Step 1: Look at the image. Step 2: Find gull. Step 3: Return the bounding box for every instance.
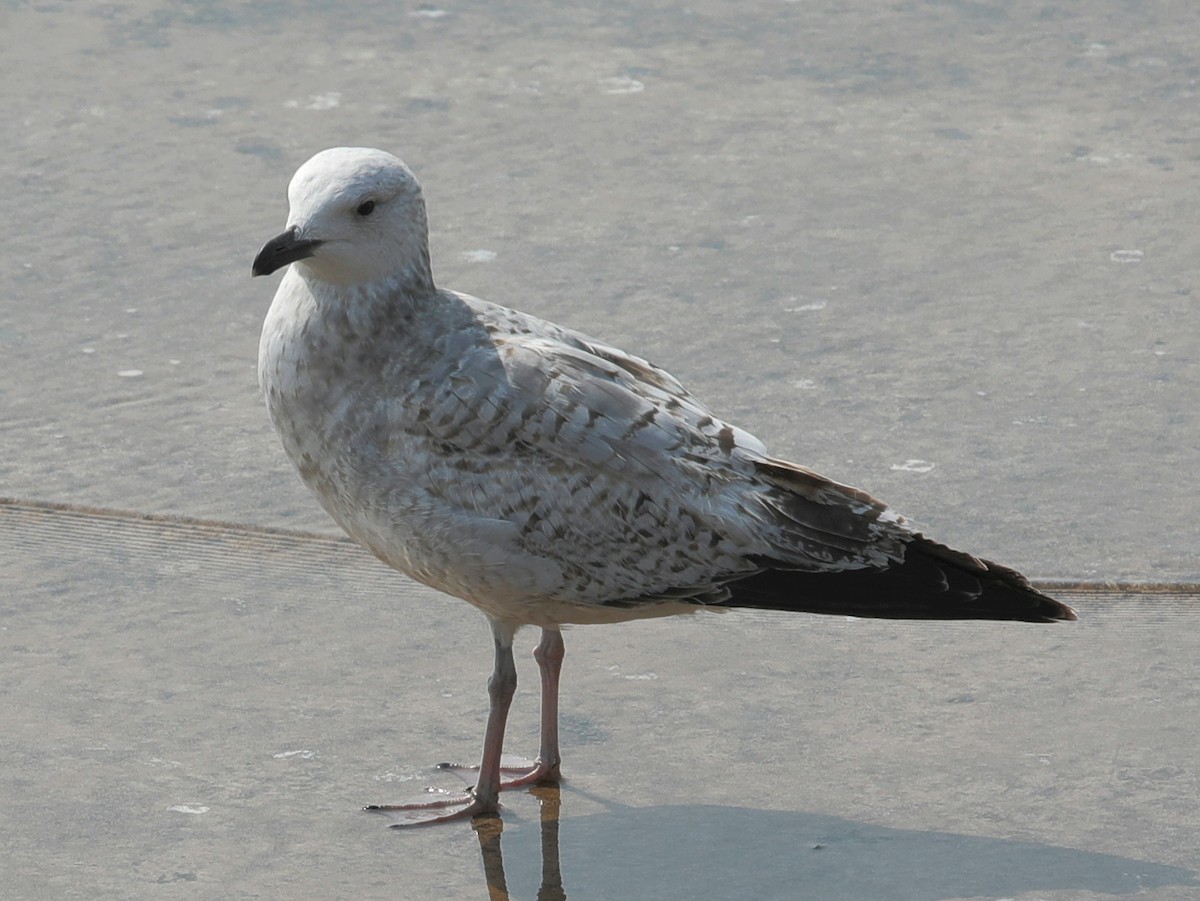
[251,147,1076,826]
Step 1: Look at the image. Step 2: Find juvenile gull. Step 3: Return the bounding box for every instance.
[252,147,1076,826]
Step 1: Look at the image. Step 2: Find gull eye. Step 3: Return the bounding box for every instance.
[356,199,376,217]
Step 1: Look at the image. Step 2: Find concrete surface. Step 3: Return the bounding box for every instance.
[2,502,1198,899]
[2,0,1198,898]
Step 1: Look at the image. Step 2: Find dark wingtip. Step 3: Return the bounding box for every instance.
[722,539,1081,624]
[1054,603,1079,622]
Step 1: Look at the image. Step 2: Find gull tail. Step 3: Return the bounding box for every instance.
[720,536,1077,623]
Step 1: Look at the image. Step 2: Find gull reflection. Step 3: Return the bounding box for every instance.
[475,785,566,901]
[463,790,1198,901]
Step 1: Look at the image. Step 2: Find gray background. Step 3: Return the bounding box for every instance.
[2,1,1198,899]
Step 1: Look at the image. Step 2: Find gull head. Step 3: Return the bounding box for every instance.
[251,147,432,289]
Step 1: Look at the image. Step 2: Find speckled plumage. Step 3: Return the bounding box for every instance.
[252,147,1073,825]
[259,263,910,626]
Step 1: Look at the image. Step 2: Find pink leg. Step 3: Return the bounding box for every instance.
[493,627,564,786]
[449,627,565,787]
[532,628,565,780]
[366,625,565,827]
[470,628,521,806]
[367,625,519,826]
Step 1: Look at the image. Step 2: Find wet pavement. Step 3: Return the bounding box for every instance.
[3,503,1198,899]
[2,1,1198,898]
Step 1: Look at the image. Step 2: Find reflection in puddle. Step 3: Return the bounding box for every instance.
[456,786,1197,901]
[475,785,565,901]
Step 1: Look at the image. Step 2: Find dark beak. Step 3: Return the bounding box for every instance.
[251,227,324,277]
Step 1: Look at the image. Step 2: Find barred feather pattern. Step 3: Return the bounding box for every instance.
[257,148,1074,631]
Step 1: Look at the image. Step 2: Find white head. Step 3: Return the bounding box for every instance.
[252,147,433,290]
